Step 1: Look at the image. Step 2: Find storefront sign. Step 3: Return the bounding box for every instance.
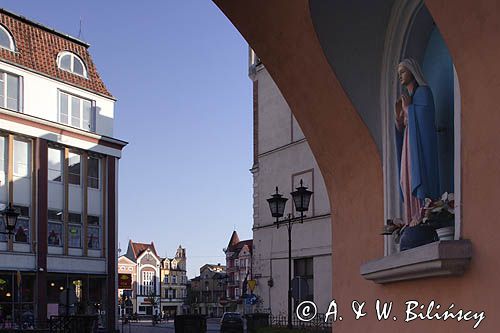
[118,274,132,289]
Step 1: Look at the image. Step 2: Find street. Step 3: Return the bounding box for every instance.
[118,318,246,333]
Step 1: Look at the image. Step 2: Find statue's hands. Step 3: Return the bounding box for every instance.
[401,94,412,113]
[394,98,404,130]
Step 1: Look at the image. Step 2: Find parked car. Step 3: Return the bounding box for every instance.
[220,312,244,333]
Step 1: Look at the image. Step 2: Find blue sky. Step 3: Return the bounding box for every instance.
[2,1,253,277]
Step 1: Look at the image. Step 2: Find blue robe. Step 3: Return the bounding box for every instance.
[396,85,440,201]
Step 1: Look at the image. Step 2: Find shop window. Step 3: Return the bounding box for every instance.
[68,225,81,248]
[48,209,64,247]
[0,272,35,328]
[87,215,100,249]
[68,212,82,248]
[14,205,29,243]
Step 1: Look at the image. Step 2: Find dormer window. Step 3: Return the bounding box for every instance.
[0,25,15,51]
[57,51,87,78]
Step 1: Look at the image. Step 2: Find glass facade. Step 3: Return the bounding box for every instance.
[0,272,35,329]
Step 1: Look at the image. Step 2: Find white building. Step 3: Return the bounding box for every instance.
[120,242,188,317]
[0,8,126,331]
[249,50,332,315]
[122,241,162,316]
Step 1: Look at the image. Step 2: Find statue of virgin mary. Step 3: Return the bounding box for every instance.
[395,58,440,226]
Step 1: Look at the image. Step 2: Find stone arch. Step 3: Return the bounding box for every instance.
[214,0,384,300]
[215,1,500,331]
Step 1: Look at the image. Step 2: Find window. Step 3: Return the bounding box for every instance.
[0,138,5,241]
[235,288,240,297]
[13,205,29,243]
[0,136,5,173]
[142,271,154,295]
[164,276,169,284]
[172,275,177,284]
[13,139,29,177]
[68,153,81,185]
[57,52,87,77]
[59,91,95,132]
[48,148,62,182]
[48,209,63,247]
[68,212,81,223]
[68,212,82,248]
[0,71,20,111]
[235,259,239,267]
[294,258,314,304]
[88,157,99,189]
[0,25,14,51]
[87,215,100,249]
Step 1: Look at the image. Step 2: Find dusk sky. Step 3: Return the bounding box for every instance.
[1,1,254,277]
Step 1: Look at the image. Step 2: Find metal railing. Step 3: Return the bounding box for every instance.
[269,314,331,332]
[48,315,98,333]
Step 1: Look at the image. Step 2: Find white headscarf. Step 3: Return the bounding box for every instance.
[398,58,428,86]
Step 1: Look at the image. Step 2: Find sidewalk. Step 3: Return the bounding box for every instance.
[118,318,228,333]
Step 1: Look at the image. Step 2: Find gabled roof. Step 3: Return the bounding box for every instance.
[0,8,113,98]
[226,230,253,255]
[226,231,240,250]
[118,255,136,265]
[125,240,159,262]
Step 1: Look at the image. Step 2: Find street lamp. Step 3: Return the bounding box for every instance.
[267,180,313,330]
[0,203,19,239]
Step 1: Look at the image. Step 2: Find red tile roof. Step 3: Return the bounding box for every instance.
[131,241,158,259]
[0,9,113,98]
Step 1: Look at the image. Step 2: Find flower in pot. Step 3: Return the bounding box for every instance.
[421,192,455,240]
[381,192,455,250]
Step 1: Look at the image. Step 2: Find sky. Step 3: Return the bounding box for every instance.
[1,1,254,277]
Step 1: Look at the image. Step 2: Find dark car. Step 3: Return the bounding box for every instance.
[220,312,244,333]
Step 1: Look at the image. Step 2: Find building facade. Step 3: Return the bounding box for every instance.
[187,264,227,317]
[224,231,252,312]
[160,245,187,317]
[248,52,332,315]
[121,241,161,316]
[117,255,136,316]
[0,8,126,331]
[119,242,188,317]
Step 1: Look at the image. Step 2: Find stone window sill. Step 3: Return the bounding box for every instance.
[360,240,472,284]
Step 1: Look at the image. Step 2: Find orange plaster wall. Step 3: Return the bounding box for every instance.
[214,0,499,331]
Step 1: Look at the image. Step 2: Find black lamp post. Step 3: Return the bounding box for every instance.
[0,203,19,239]
[267,180,313,330]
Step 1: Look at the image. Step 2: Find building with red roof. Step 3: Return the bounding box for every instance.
[0,8,126,331]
